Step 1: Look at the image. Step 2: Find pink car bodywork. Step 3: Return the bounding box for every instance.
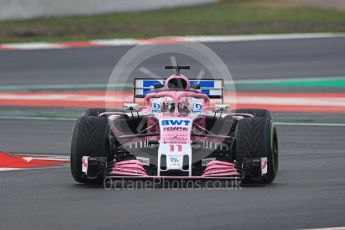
[101,73,256,179]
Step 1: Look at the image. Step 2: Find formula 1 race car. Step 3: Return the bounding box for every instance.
[70,65,278,184]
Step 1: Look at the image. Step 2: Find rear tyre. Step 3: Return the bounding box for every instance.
[232,108,272,119]
[235,117,278,183]
[70,116,109,183]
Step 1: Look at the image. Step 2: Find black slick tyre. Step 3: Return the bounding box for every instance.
[70,116,109,183]
[235,117,278,183]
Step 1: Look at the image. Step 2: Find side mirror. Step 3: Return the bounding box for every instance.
[123,103,140,111]
[215,104,230,111]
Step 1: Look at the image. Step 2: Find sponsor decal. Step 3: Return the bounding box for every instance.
[82,156,89,173]
[201,158,216,166]
[193,103,203,112]
[161,119,191,126]
[163,127,188,131]
[167,155,183,168]
[261,157,268,175]
[151,102,161,113]
[137,157,150,166]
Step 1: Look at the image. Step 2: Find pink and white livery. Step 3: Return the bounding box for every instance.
[71,64,279,184]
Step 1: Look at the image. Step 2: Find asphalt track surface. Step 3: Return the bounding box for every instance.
[0,37,345,86]
[0,37,345,230]
[1,121,345,230]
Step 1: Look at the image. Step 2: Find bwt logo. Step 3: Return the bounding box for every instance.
[161,120,191,126]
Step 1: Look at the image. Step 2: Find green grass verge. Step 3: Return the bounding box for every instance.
[1,0,345,43]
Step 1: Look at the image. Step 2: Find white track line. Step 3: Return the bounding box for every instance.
[182,33,345,43]
[0,116,77,121]
[275,122,345,127]
[1,43,66,50]
[298,226,345,230]
[0,165,69,172]
[18,153,69,159]
[91,39,137,46]
[0,168,24,171]
[232,76,345,84]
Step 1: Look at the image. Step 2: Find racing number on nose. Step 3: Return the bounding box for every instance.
[170,144,182,152]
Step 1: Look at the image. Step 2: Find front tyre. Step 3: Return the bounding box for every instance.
[70,116,109,183]
[235,117,278,183]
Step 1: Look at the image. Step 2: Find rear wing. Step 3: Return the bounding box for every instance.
[133,78,224,100]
